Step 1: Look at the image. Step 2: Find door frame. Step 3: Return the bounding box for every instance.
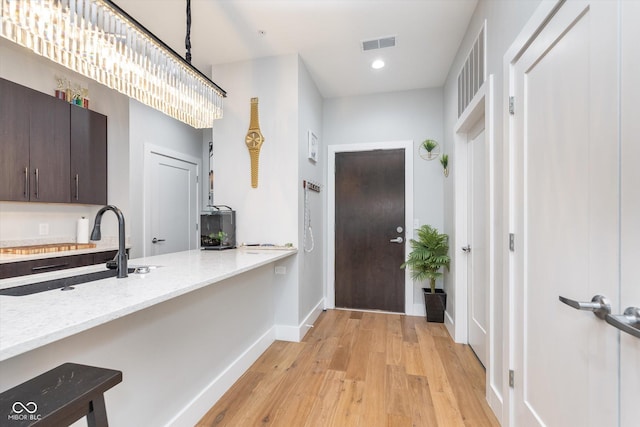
[143,143,201,257]
[453,75,498,416]
[326,141,414,314]
[503,1,567,426]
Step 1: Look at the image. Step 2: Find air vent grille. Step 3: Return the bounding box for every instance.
[458,25,486,117]
[362,36,396,51]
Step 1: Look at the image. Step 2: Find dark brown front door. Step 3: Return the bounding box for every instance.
[335,149,405,312]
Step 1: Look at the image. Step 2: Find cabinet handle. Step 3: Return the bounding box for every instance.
[34,168,39,199]
[31,263,69,271]
[24,167,29,197]
[75,174,79,200]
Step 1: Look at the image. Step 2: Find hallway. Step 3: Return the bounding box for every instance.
[197,310,499,426]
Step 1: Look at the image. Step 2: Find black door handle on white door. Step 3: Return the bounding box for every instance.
[152,238,166,244]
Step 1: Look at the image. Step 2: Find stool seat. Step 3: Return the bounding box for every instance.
[0,362,122,427]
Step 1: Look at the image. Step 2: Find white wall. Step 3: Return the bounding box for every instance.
[211,55,299,246]
[0,39,129,246]
[441,0,541,420]
[322,88,444,310]
[297,57,325,323]
[210,54,326,336]
[128,99,204,258]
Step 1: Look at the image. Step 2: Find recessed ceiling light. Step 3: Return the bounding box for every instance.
[371,59,385,69]
[258,30,266,36]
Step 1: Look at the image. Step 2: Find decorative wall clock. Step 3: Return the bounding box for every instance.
[245,97,265,188]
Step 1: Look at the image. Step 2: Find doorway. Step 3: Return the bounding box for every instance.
[327,141,414,314]
[144,145,200,257]
[453,76,497,416]
[507,1,640,425]
[334,149,405,312]
[466,119,488,368]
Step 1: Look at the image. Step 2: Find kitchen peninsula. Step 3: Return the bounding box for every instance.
[0,247,298,426]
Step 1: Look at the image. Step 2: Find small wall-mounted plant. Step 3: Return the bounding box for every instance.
[440,154,449,177]
[424,139,437,153]
[419,139,441,161]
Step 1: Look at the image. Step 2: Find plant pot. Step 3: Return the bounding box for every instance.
[422,288,447,323]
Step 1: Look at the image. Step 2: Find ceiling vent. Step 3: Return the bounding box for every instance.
[361,36,396,52]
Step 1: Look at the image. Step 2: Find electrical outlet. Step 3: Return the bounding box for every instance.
[274,266,286,275]
[39,223,49,236]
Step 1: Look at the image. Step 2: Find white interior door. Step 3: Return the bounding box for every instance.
[620,1,640,424]
[511,1,621,426]
[145,151,198,257]
[467,120,488,367]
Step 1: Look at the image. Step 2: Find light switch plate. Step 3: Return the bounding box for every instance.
[274,266,286,275]
[39,223,49,235]
[413,219,420,229]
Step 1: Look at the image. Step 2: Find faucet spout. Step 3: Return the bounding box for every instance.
[91,205,128,278]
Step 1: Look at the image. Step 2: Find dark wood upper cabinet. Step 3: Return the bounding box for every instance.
[0,78,107,205]
[0,78,31,201]
[29,90,71,203]
[70,106,107,205]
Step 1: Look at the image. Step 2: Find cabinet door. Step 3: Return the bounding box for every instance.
[29,91,70,203]
[0,78,30,201]
[70,106,107,205]
[0,254,94,279]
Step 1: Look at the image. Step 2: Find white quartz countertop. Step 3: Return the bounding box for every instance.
[0,248,296,361]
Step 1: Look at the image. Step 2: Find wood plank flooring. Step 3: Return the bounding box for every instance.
[196,310,500,427]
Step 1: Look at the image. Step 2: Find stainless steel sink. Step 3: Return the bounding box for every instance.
[0,268,137,297]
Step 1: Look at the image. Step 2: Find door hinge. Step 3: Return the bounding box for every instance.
[509,96,515,115]
[509,233,515,252]
[196,223,199,231]
[509,370,515,388]
[196,175,199,183]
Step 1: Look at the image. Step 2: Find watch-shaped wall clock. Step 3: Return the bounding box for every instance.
[245,97,265,188]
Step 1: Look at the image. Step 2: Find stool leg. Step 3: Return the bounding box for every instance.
[86,395,109,427]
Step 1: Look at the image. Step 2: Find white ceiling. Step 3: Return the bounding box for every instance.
[115,0,478,98]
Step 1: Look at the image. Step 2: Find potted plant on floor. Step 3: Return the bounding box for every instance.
[401,225,451,323]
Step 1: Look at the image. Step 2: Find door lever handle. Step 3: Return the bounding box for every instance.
[389,237,404,244]
[559,295,611,320]
[152,238,166,244]
[605,307,640,339]
[462,245,471,253]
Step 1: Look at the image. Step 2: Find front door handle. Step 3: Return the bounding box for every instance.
[390,237,404,244]
[462,245,471,253]
[559,295,611,320]
[605,307,640,339]
[152,238,166,244]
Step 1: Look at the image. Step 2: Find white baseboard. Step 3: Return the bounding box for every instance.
[487,385,503,425]
[411,303,426,317]
[275,299,324,342]
[444,310,456,340]
[165,327,276,427]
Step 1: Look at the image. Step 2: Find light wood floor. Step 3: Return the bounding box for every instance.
[196,309,500,427]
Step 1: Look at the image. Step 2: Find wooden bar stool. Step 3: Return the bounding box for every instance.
[0,362,122,427]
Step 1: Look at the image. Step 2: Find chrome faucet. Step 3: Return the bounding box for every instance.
[91,205,128,278]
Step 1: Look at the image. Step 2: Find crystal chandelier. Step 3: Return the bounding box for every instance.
[0,0,226,128]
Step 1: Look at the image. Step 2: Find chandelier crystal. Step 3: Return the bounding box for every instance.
[0,0,225,128]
